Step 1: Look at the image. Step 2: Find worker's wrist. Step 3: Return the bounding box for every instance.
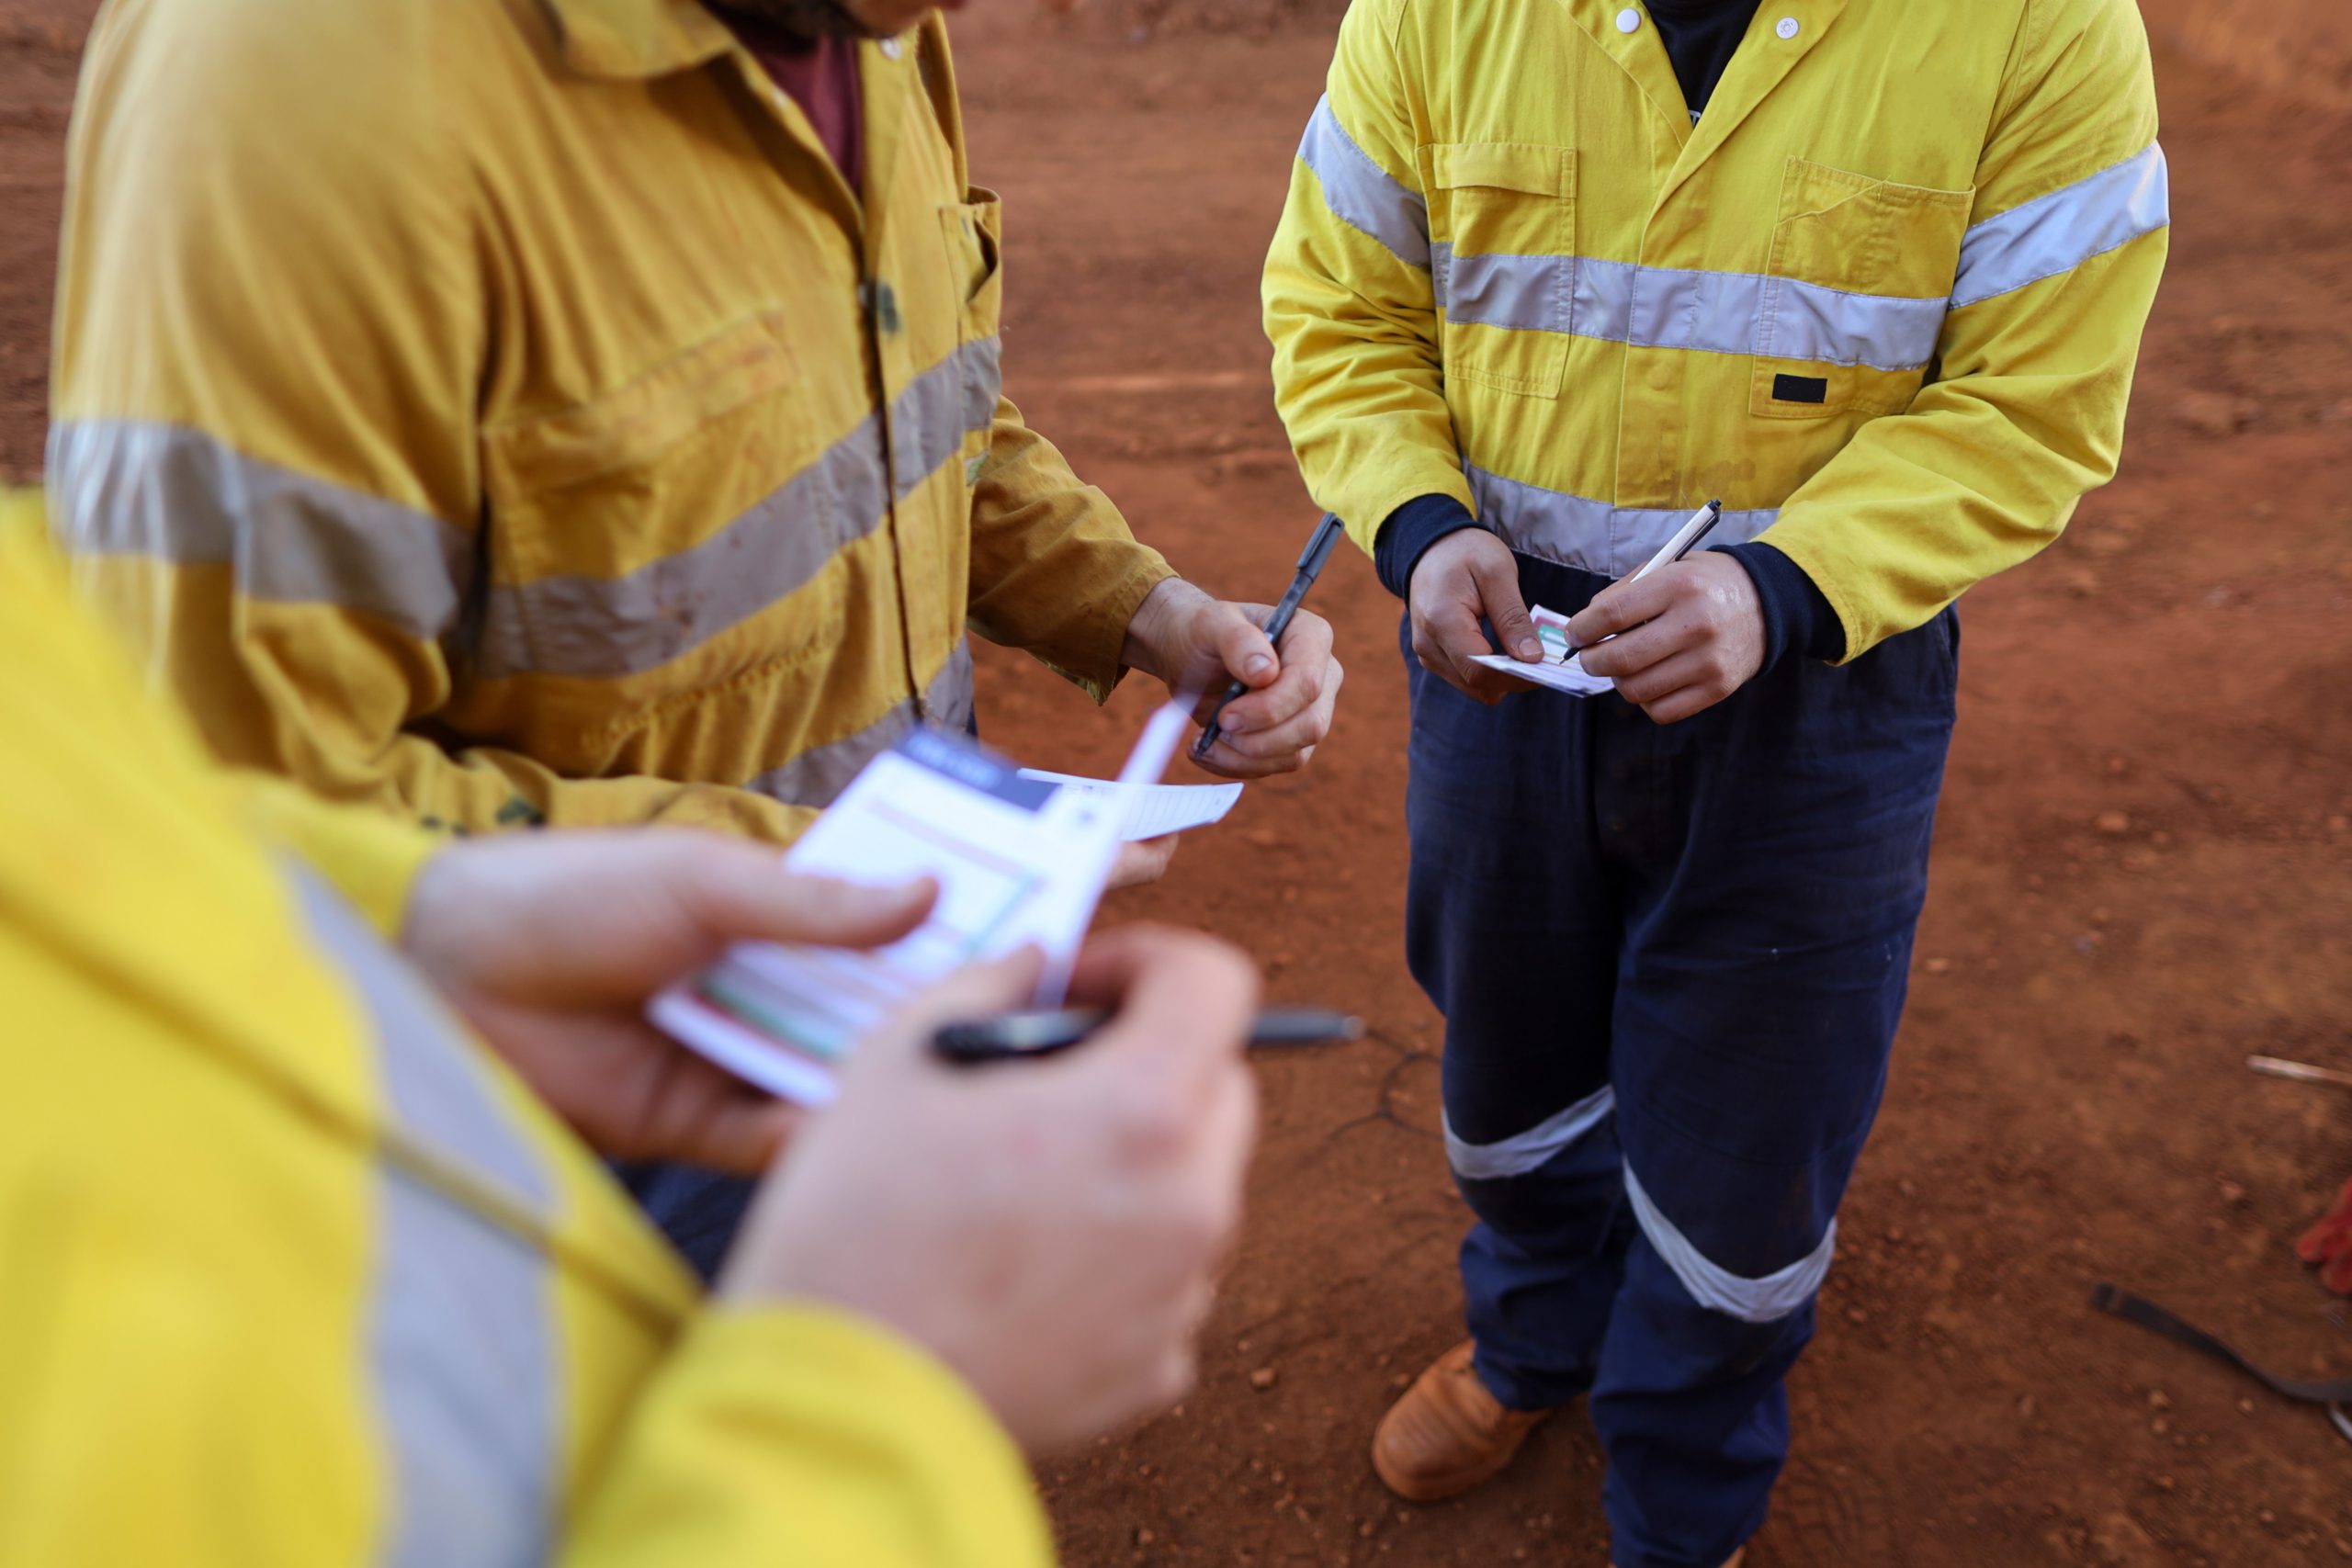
[1373,494,1479,600]
[1721,541,1844,671]
[1118,575,1216,682]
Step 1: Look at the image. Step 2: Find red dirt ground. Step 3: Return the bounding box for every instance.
[5,4,2349,1563]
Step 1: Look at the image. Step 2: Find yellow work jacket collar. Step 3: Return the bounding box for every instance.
[539,0,736,78]
[538,0,933,234]
[1563,0,1852,196]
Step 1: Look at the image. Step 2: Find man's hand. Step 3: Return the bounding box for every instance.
[723,926,1260,1455]
[401,830,935,1173]
[1122,577,1342,779]
[1106,834,1180,891]
[1570,553,1767,724]
[1406,527,1544,703]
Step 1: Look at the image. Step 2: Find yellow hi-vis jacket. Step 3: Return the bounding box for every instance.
[0,487,1054,1568]
[48,0,1170,843]
[1264,0,2168,656]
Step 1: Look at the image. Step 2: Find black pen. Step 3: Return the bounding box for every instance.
[933,1006,1363,1065]
[1192,512,1347,760]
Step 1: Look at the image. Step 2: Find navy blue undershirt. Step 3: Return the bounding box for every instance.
[1648,0,1762,121]
[1372,0,1845,668]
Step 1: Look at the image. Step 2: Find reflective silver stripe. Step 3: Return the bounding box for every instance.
[745,638,977,809]
[1951,142,2169,309]
[45,421,472,641]
[1295,94,1430,269]
[287,869,558,1568]
[1434,248,1947,372]
[1623,1163,1835,1325]
[1445,1086,1615,1181]
[478,336,1000,682]
[900,333,1003,497]
[1434,245,1564,334]
[1754,273,1949,372]
[1466,462,1779,579]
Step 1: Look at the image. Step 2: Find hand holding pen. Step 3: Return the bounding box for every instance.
[1176,514,1345,771]
[1568,500,1774,725]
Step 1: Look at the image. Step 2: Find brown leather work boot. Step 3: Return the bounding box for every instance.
[1372,1339,1553,1502]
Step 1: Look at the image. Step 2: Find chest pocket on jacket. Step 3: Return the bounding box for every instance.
[1427,143,1577,399]
[939,188,1007,486]
[474,310,847,737]
[1753,158,1974,420]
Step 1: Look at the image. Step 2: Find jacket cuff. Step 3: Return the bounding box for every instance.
[1046,547,1177,705]
[1722,541,1846,670]
[613,1304,1055,1564]
[1373,494,1480,600]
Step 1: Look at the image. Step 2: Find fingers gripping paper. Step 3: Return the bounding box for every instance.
[1468,604,1615,696]
[648,705,1204,1105]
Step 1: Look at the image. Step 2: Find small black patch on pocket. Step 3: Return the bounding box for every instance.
[1772,373,1828,404]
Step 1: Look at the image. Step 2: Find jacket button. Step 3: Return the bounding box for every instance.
[1776,16,1801,39]
[879,36,903,59]
[1615,7,1641,33]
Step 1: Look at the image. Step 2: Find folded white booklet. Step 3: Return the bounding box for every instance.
[1467,651,1615,697]
[648,705,1195,1105]
[1468,601,1615,696]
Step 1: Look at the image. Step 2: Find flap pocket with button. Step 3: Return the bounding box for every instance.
[939,187,1008,481]
[1754,158,1974,417]
[1430,143,1574,255]
[940,186,1004,333]
[1426,143,1577,398]
[484,310,801,509]
[475,310,845,718]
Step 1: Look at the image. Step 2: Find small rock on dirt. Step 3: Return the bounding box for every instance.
[2176,390,2256,436]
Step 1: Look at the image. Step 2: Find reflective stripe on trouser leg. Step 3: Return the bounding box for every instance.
[1450,1095,1638,1415]
[1623,1163,1836,1325]
[288,868,561,1568]
[1577,603,1953,1568]
[1444,1086,1614,1181]
[1403,601,1633,1411]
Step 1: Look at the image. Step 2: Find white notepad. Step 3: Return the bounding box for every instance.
[1468,651,1615,697]
[648,705,1198,1105]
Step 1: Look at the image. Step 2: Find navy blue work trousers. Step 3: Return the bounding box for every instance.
[617,1163,753,1282]
[1403,554,1956,1568]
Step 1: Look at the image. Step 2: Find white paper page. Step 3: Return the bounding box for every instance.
[649,732,1120,1104]
[649,705,1195,1105]
[1469,651,1616,697]
[1016,768,1243,840]
[1028,697,1193,1002]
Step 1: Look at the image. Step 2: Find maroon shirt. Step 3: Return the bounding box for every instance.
[718,11,865,194]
